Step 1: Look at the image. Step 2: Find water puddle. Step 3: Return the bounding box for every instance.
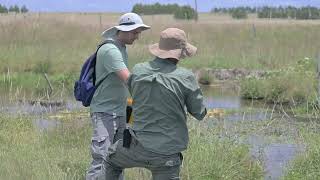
[263,144,304,180]
[0,99,84,115]
[248,135,305,180]
[224,111,272,122]
[33,118,61,132]
[202,85,305,179]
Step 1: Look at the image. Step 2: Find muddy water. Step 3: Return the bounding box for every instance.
[0,96,84,131]
[202,85,304,180]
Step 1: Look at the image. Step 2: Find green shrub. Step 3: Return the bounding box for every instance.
[241,78,266,99]
[174,5,197,20]
[231,8,248,19]
[33,60,52,74]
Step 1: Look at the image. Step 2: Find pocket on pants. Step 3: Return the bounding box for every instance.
[91,136,110,160]
[149,153,182,168]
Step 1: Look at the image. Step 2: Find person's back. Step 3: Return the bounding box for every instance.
[128,57,206,155]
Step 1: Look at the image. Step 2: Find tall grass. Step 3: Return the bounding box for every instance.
[1,13,319,73]
[1,13,319,99]
[283,123,320,180]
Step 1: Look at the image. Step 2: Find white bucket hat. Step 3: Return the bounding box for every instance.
[102,13,150,38]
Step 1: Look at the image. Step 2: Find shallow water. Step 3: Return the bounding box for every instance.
[33,118,61,132]
[0,99,83,115]
[247,135,305,180]
[202,85,305,180]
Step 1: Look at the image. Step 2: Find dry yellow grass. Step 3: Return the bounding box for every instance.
[0,12,319,73]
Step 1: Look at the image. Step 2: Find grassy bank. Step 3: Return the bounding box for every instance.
[0,113,263,179]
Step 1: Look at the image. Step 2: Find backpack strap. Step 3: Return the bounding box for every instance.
[93,39,119,87]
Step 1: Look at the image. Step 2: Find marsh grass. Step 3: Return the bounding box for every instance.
[283,123,320,180]
[0,71,77,100]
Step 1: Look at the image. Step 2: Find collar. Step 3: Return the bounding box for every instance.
[154,57,177,66]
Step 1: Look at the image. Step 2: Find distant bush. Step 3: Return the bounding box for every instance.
[0,4,8,13]
[20,5,28,13]
[132,3,179,15]
[211,6,256,13]
[231,8,248,19]
[211,6,320,20]
[0,4,28,14]
[132,3,197,20]
[258,6,320,19]
[9,5,20,13]
[174,5,197,20]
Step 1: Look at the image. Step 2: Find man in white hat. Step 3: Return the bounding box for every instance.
[103,28,207,180]
[86,13,150,180]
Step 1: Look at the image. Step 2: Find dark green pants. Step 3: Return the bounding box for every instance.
[103,130,182,180]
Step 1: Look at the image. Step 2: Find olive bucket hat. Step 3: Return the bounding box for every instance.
[149,28,197,60]
[102,13,150,38]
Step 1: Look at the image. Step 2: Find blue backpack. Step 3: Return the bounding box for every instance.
[74,40,113,107]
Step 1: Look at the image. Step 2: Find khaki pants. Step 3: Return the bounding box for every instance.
[103,130,182,180]
[86,112,126,180]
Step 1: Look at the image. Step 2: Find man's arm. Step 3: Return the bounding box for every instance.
[185,75,207,120]
[116,68,131,83]
[100,45,130,83]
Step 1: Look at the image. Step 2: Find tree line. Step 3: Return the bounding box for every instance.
[132,3,197,20]
[212,6,320,19]
[132,3,320,20]
[0,4,28,13]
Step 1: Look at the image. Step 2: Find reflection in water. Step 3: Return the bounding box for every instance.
[263,144,304,180]
[0,100,83,115]
[202,85,305,180]
[33,119,60,132]
[202,85,241,109]
[246,135,305,180]
[204,96,241,109]
[224,111,272,122]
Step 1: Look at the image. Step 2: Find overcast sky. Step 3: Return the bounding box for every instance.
[0,0,319,12]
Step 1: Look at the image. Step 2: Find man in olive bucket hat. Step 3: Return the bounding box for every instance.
[103,28,207,180]
[86,13,150,180]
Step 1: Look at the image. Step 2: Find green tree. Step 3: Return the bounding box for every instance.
[174,5,197,20]
[0,4,9,13]
[9,5,20,13]
[20,5,28,13]
[231,8,248,19]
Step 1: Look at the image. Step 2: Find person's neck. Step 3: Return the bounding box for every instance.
[115,36,126,47]
[166,58,178,65]
[158,57,178,65]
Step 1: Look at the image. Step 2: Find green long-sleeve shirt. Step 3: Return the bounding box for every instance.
[128,57,207,155]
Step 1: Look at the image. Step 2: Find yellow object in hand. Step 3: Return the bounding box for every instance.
[126,98,134,124]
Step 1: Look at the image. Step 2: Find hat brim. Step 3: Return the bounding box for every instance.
[148,42,197,60]
[102,24,150,38]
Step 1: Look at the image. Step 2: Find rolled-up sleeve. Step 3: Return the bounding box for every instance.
[98,46,127,72]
